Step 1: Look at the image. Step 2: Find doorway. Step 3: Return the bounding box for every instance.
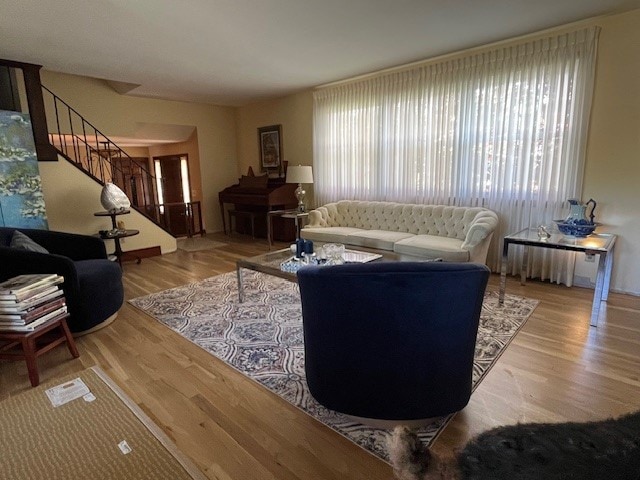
[153,154,192,237]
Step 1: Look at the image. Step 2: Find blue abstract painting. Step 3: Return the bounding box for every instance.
[0,110,48,229]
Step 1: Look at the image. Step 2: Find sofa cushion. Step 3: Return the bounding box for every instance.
[345,230,415,251]
[10,230,49,254]
[393,235,470,262]
[301,227,364,244]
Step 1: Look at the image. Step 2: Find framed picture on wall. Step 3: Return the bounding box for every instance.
[258,124,283,171]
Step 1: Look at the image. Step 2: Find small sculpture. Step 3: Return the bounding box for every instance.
[537,225,551,240]
[100,183,131,213]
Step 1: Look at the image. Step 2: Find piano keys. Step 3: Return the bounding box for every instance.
[218,175,298,241]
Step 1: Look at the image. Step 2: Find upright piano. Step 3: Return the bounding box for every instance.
[218,176,298,241]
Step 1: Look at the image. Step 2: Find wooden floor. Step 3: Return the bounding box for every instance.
[2,233,639,479]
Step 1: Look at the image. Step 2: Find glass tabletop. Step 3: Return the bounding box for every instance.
[505,228,616,252]
[237,242,430,281]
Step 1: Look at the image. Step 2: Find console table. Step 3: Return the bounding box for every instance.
[499,228,617,327]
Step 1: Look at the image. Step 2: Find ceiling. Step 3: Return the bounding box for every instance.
[2,0,639,107]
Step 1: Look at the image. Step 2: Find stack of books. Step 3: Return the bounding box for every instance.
[0,274,67,333]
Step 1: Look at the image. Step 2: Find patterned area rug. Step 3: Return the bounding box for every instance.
[130,271,538,462]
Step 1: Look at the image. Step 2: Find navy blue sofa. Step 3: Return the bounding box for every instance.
[0,227,124,334]
[297,261,490,424]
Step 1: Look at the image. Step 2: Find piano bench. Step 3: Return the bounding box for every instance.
[228,210,257,238]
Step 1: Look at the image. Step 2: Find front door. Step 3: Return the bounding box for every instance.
[154,155,191,236]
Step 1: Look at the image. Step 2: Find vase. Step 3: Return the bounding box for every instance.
[564,198,596,225]
[554,198,598,237]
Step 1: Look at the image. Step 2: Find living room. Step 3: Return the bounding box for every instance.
[4,6,637,296]
[1,2,640,479]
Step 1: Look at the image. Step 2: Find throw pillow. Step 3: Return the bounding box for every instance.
[10,230,49,254]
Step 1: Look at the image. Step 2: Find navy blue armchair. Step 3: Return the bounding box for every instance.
[0,227,123,335]
[297,261,490,425]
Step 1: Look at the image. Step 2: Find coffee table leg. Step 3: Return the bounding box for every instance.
[520,245,528,285]
[499,241,508,305]
[237,266,245,303]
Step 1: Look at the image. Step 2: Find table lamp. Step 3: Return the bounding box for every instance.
[286,165,314,212]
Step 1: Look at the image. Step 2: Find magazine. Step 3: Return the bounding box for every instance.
[0,307,68,332]
[0,284,61,305]
[0,274,64,302]
[0,289,65,314]
[0,297,67,324]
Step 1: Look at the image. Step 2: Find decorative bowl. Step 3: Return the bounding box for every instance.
[553,220,598,237]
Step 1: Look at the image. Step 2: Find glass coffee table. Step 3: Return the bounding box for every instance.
[499,228,617,327]
[236,244,429,303]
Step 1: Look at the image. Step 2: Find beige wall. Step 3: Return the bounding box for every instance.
[235,91,315,204]
[234,10,640,295]
[40,70,238,233]
[148,130,203,211]
[121,146,150,158]
[39,156,177,254]
[582,9,640,295]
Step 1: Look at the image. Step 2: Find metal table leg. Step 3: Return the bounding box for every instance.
[602,245,615,302]
[589,243,616,327]
[499,240,509,304]
[520,245,528,285]
[267,212,273,250]
[237,266,245,303]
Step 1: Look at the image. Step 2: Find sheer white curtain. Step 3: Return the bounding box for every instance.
[313,27,599,282]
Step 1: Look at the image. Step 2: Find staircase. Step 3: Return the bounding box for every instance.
[41,86,203,237]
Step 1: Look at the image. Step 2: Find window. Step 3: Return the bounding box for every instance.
[313,27,599,282]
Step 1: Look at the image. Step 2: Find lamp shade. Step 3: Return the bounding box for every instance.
[286,165,314,184]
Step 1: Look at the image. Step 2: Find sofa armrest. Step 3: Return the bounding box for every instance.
[461,210,499,250]
[0,246,80,291]
[307,207,330,227]
[17,229,108,260]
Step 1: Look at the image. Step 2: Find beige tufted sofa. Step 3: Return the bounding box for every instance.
[300,200,499,264]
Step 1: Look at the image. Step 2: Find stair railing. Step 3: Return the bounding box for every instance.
[41,85,203,237]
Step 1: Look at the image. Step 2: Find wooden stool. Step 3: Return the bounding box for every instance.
[0,315,79,387]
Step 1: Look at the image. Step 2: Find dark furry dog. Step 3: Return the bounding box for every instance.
[388,411,640,480]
